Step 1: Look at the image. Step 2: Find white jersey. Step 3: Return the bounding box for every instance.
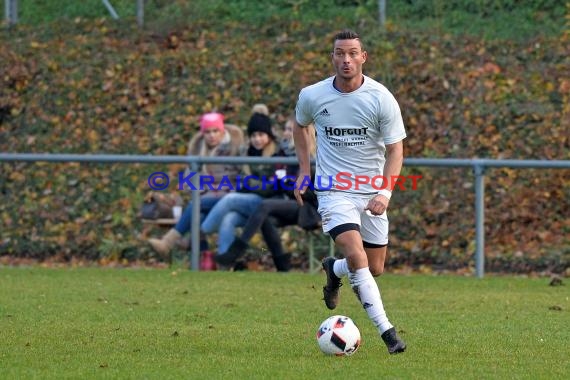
[295,75,406,194]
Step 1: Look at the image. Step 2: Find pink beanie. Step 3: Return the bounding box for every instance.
[200,112,225,133]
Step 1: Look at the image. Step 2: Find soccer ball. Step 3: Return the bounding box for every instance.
[316,315,361,356]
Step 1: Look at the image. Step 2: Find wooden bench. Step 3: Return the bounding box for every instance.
[142,218,335,272]
[141,218,178,239]
[142,218,178,227]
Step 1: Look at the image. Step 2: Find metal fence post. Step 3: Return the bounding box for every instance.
[474,163,486,278]
[378,0,386,27]
[136,0,144,28]
[190,162,201,271]
[101,0,119,19]
[5,0,18,25]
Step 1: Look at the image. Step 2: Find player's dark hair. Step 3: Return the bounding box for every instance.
[333,29,364,51]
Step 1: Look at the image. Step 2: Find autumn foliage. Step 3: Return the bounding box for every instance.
[0,18,568,272]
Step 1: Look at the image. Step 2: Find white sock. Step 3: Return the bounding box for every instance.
[348,267,393,334]
[333,258,349,278]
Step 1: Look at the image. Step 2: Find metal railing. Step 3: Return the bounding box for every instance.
[4,0,145,27]
[1,153,569,277]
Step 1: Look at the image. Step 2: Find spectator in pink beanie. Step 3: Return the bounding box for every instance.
[147,112,244,259]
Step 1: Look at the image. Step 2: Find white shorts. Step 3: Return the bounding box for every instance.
[316,191,389,245]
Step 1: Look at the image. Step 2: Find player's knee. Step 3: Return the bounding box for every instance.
[369,265,384,277]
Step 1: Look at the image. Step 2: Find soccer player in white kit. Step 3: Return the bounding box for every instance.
[293,29,407,354]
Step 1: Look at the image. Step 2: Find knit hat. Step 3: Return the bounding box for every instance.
[247,113,274,139]
[200,112,225,133]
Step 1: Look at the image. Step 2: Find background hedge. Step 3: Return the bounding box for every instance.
[1,1,568,272]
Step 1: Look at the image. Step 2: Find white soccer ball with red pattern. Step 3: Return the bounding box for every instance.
[316,315,361,356]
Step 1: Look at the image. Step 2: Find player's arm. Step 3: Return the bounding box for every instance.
[365,140,404,215]
[293,120,312,205]
[382,140,404,192]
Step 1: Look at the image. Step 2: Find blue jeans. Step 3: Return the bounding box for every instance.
[174,195,222,236]
[216,211,247,254]
[201,192,263,254]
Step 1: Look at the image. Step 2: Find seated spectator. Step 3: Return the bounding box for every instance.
[147,112,244,257]
[200,107,291,268]
[213,116,318,271]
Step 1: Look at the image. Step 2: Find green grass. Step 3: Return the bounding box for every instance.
[1,267,568,379]
[5,0,567,41]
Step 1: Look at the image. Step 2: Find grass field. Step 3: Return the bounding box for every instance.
[0,267,568,379]
[6,0,566,41]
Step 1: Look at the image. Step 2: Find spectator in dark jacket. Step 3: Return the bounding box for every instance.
[213,116,318,271]
[200,107,289,265]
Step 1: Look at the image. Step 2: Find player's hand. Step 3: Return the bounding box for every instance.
[294,174,311,206]
[364,194,389,216]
